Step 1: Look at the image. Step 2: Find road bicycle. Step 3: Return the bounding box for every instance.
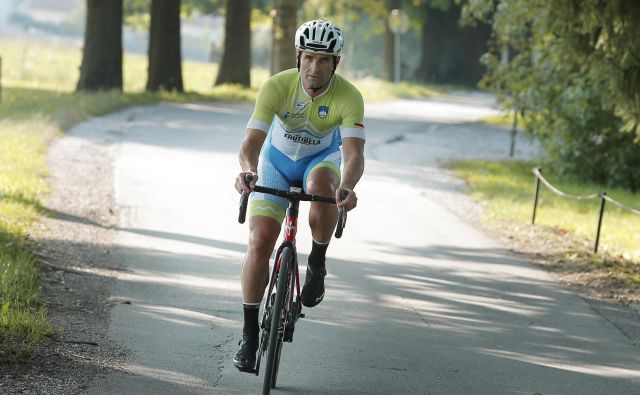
[238,175,347,394]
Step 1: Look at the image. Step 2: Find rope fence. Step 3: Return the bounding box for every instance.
[531,167,640,253]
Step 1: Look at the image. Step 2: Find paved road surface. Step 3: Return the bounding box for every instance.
[76,98,640,394]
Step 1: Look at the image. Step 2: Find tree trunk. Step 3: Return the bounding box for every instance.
[146,0,183,92]
[215,0,251,86]
[76,0,123,91]
[414,4,490,86]
[383,0,402,81]
[270,0,299,75]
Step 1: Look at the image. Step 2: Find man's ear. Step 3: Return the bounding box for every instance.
[333,56,341,72]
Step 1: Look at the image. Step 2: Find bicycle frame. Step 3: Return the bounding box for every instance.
[255,186,304,390]
[237,176,347,392]
[270,187,302,304]
[261,188,303,328]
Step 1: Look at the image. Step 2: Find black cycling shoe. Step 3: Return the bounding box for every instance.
[233,335,258,373]
[301,266,326,308]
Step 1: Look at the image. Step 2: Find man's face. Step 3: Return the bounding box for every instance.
[299,51,339,92]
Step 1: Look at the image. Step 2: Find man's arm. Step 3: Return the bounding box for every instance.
[236,128,267,193]
[337,137,365,210]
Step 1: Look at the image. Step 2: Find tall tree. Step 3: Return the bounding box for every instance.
[146,0,183,92]
[270,0,299,75]
[383,0,402,81]
[76,0,123,91]
[215,0,251,86]
[413,2,490,86]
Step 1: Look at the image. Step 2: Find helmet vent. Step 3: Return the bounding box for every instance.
[295,19,343,56]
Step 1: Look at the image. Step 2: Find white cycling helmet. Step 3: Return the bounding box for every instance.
[295,19,343,56]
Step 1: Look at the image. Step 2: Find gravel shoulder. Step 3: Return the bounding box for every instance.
[1,124,128,394]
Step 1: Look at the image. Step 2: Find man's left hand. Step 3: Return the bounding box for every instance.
[336,188,357,211]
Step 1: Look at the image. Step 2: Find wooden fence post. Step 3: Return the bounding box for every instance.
[594,192,607,253]
[532,167,542,225]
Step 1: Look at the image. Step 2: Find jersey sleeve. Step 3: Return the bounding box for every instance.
[247,77,281,133]
[340,87,366,140]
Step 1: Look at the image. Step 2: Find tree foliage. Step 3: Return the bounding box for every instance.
[464,0,640,190]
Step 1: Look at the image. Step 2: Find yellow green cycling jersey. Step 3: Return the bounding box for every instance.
[247,68,365,162]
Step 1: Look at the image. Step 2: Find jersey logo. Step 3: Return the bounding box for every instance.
[318,106,329,119]
[284,133,320,145]
[283,112,290,120]
[295,102,306,110]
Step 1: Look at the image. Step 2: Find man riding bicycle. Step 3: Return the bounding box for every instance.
[233,19,366,373]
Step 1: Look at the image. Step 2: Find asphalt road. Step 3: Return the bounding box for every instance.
[81,97,640,394]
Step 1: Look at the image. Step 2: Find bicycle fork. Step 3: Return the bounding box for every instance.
[264,244,303,344]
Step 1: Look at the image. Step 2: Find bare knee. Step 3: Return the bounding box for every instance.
[307,177,338,242]
[247,220,280,263]
[306,177,336,197]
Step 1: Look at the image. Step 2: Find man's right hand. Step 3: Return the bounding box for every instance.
[235,172,258,194]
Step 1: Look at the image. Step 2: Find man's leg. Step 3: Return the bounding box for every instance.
[301,166,339,307]
[233,216,280,372]
[242,216,281,303]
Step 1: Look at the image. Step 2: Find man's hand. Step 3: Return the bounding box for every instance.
[336,188,357,211]
[235,172,258,194]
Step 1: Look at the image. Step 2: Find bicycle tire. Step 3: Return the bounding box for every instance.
[271,251,298,387]
[262,246,293,394]
[270,327,284,388]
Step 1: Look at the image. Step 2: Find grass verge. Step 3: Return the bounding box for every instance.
[448,160,640,297]
[0,91,179,362]
[480,111,514,127]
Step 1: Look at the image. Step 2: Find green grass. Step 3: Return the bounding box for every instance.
[0,38,268,94]
[0,38,440,102]
[0,119,53,361]
[480,111,515,127]
[448,160,640,262]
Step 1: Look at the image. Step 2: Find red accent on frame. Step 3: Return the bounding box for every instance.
[283,214,298,242]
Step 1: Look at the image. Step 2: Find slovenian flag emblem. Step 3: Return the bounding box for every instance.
[318,106,329,119]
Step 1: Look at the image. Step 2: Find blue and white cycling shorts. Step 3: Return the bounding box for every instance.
[248,136,341,223]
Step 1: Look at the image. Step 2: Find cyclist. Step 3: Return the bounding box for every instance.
[232,19,366,373]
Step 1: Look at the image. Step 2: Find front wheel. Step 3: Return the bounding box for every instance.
[262,246,293,394]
